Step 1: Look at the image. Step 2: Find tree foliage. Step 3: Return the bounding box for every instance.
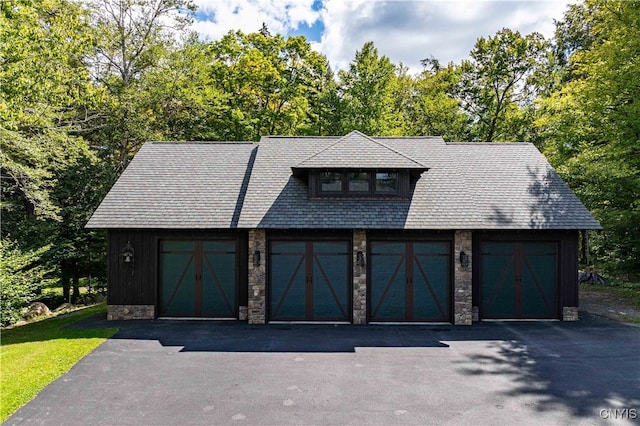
[1,0,103,218]
[337,42,401,135]
[539,0,640,275]
[209,30,330,140]
[0,241,54,326]
[456,28,549,142]
[87,0,196,172]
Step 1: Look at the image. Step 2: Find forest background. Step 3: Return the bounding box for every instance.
[1,0,638,325]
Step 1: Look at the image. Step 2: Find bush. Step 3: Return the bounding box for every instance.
[0,240,54,326]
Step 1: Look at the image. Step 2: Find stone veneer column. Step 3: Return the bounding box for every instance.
[248,229,266,324]
[454,230,473,325]
[352,230,367,324]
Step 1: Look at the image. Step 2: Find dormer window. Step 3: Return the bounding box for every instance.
[312,170,407,198]
[290,131,428,200]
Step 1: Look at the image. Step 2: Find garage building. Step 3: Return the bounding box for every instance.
[86,131,601,324]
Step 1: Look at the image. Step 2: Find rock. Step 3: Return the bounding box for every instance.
[54,303,74,312]
[578,271,610,285]
[23,302,50,320]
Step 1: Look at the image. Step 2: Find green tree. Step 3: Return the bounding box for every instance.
[405,62,471,141]
[338,42,402,135]
[538,0,640,275]
[456,28,549,142]
[209,30,329,140]
[1,0,109,307]
[87,0,195,171]
[140,36,230,141]
[1,0,103,219]
[0,241,54,326]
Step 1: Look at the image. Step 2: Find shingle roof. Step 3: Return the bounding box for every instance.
[293,130,427,170]
[237,136,601,230]
[87,134,601,230]
[85,142,257,229]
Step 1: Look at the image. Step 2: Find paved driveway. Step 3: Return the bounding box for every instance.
[6,314,640,425]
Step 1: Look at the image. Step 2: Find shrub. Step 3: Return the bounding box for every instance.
[0,240,54,326]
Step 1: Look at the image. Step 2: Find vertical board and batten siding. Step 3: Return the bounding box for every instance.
[472,230,579,319]
[108,229,248,310]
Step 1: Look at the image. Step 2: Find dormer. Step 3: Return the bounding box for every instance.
[291,131,428,200]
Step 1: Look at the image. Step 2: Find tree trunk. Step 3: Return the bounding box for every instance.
[580,229,590,267]
[72,272,80,304]
[61,274,71,304]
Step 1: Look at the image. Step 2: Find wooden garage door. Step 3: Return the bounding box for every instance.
[481,241,558,319]
[269,240,350,322]
[160,240,237,318]
[369,241,451,322]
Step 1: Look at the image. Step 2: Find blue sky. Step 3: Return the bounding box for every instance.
[191,0,578,74]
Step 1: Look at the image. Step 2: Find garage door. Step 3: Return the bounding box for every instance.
[369,241,451,322]
[269,240,350,321]
[481,241,558,319]
[159,240,237,318]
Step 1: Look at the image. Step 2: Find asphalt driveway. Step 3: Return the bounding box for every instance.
[6,314,639,425]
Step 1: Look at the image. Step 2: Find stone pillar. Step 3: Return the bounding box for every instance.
[454,230,473,325]
[563,306,579,321]
[352,230,367,325]
[248,229,266,324]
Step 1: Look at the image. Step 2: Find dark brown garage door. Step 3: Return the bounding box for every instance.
[269,240,350,322]
[159,240,237,318]
[480,241,558,319]
[369,241,451,322]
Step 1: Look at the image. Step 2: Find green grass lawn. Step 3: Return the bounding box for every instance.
[0,304,117,422]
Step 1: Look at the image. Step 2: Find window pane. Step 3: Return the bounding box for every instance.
[375,172,398,193]
[320,172,342,192]
[348,172,370,192]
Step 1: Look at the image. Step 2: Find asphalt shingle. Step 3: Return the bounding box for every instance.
[87,134,601,230]
[295,130,427,170]
[237,136,601,230]
[85,142,257,229]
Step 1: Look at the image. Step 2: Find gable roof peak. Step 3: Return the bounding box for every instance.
[294,130,427,170]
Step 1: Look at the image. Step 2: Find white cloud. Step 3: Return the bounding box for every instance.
[317,0,578,74]
[193,0,320,40]
[191,0,578,74]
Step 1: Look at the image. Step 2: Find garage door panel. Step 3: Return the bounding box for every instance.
[160,252,195,316]
[481,252,516,318]
[413,252,449,320]
[522,250,556,317]
[202,249,236,317]
[312,245,349,320]
[370,241,451,322]
[159,240,238,318]
[269,240,350,322]
[270,245,306,320]
[481,241,558,319]
[370,248,406,321]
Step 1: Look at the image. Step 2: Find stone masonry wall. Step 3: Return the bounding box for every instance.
[563,306,579,321]
[107,305,154,320]
[248,229,266,324]
[454,230,473,325]
[352,230,367,324]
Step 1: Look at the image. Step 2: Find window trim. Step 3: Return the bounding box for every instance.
[311,169,408,199]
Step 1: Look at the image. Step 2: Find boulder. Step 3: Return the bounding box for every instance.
[23,302,50,320]
[54,303,74,312]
